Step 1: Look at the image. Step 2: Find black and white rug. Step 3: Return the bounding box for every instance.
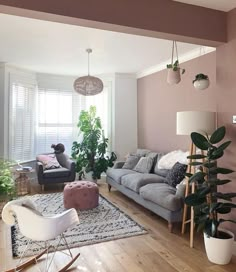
[11,193,147,257]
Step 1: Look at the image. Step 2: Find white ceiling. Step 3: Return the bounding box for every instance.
[174,0,236,12]
[0,13,210,77]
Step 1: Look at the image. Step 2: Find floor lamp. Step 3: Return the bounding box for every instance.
[176,111,216,248]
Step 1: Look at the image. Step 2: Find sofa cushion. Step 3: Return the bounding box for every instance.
[133,157,153,173]
[106,168,135,184]
[166,162,187,188]
[157,150,188,169]
[43,167,70,178]
[140,183,183,211]
[122,155,140,169]
[121,173,166,193]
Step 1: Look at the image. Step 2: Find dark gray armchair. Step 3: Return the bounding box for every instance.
[36,153,76,191]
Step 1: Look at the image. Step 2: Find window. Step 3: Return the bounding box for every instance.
[8,72,112,161]
[36,88,81,154]
[8,73,37,161]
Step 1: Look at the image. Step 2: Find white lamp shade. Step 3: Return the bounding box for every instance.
[176,111,216,136]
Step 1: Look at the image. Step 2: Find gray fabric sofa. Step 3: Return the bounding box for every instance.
[106,151,186,232]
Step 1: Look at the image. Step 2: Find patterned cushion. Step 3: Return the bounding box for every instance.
[122,155,140,169]
[37,154,61,170]
[166,162,187,188]
[133,157,153,173]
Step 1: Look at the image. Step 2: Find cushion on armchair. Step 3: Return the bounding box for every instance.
[36,154,61,170]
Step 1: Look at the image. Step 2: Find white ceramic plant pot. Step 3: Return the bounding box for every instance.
[193,79,210,90]
[204,229,234,265]
[167,68,181,85]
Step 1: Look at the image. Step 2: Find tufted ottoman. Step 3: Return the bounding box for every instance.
[63,181,99,210]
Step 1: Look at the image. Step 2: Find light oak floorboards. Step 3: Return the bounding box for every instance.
[0,180,235,271]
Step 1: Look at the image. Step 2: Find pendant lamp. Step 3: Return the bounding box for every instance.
[74,48,103,96]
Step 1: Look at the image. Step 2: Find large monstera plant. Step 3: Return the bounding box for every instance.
[71,106,117,180]
[185,126,236,238]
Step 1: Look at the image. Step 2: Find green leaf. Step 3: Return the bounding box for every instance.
[213,192,236,201]
[215,167,234,174]
[189,171,206,183]
[191,132,209,150]
[187,154,206,160]
[185,193,206,206]
[208,179,231,186]
[215,141,231,154]
[210,126,225,144]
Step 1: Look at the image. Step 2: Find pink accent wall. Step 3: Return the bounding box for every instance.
[137,52,217,152]
[138,9,236,235]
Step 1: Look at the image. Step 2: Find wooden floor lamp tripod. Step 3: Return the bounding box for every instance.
[176,111,216,248]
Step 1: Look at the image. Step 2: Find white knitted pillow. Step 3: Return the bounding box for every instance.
[157,150,189,169]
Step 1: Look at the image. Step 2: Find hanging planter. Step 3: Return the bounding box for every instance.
[193,73,210,90]
[166,41,185,85]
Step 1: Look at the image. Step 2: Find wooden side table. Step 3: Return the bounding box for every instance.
[15,169,34,196]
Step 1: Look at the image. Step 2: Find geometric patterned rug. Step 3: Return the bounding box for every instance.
[11,192,147,257]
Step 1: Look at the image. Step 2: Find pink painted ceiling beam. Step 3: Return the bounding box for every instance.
[0,0,227,46]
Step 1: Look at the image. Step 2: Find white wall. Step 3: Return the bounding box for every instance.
[113,73,137,159]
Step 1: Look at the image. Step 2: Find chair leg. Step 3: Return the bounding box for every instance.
[108,184,111,192]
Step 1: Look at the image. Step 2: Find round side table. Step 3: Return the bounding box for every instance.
[15,169,34,196]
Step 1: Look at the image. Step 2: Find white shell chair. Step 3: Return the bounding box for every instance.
[2,198,80,272]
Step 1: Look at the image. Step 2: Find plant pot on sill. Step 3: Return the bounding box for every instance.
[204,229,234,265]
[193,78,210,90]
[167,68,181,85]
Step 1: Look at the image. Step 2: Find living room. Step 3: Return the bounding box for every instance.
[0,0,236,271]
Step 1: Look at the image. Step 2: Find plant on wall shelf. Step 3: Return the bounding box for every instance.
[185,126,236,265]
[193,73,210,90]
[71,106,117,181]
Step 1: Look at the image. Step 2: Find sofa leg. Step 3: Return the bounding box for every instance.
[168,222,173,233]
[108,184,111,192]
[41,185,44,192]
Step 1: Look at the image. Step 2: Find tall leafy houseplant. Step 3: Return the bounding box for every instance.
[185,126,236,264]
[72,106,117,180]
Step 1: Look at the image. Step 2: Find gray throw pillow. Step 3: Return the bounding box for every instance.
[122,155,140,169]
[166,162,187,188]
[134,157,153,173]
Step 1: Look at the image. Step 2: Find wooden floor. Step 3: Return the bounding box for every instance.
[0,180,235,272]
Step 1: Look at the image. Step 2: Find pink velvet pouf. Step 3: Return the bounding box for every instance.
[63,181,99,210]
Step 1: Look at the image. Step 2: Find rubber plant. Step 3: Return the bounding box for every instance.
[185,126,236,238]
[71,106,117,180]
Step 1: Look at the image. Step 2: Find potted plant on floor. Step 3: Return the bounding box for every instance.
[193,73,210,90]
[71,106,117,182]
[185,126,236,265]
[0,159,15,217]
[167,41,185,85]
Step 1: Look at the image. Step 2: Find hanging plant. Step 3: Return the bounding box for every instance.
[166,41,185,85]
[193,73,210,90]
